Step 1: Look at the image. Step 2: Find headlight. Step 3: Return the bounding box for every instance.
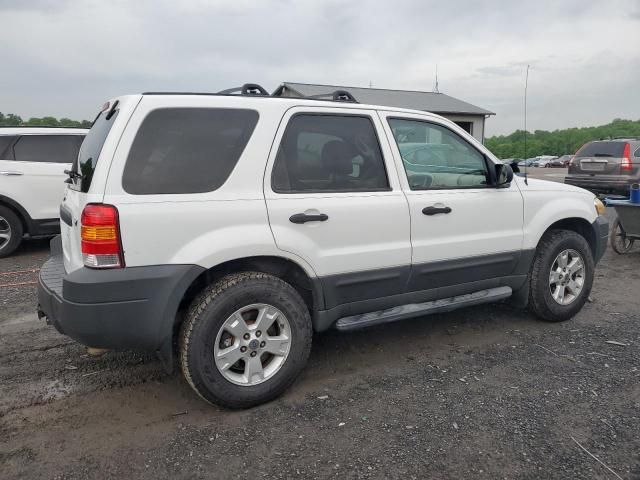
[594,197,606,216]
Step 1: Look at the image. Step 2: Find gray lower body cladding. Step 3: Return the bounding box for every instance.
[38,216,608,349]
[312,250,535,331]
[38,237,204,351]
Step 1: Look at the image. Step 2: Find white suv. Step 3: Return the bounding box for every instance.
[0,127,87,256]
[37,86,609,408]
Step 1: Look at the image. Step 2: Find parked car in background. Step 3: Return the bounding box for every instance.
[565,138,640,195]
[533,156,557,168]
[37,87,608,408]
[519,158,537,167]
[552,155,574,167]
[502,158,523,165]
[0,127,87,257]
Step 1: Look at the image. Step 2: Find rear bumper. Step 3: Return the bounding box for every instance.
[565,175,636,194]
[37,236,204,351]
[592,216,609,264]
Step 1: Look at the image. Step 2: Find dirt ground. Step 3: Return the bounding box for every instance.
[1,170,639,479]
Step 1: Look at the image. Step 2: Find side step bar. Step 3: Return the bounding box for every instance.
[335,286,512,331]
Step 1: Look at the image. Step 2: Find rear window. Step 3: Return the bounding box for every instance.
[575,142,626,158]
[0,136,17,158]
[74,110,119,192]
[13,135,82,163]
[123,108,258,195]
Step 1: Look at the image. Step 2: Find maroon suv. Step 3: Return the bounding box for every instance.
[565,139,640,195]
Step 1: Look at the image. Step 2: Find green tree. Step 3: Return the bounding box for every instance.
[0,111,90,127]
[486,119,640,159]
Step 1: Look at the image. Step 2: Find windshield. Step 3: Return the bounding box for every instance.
[72,109,119,192]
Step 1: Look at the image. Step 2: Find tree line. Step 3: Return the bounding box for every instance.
[485,118,640,159]
[0,112,92,128]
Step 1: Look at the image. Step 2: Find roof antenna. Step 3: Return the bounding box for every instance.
[523,64,530,185]
[369,80,373,88]
[433,65,440,93]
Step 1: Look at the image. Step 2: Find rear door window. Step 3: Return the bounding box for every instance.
[271,114,389,193]
[13,135,81,163]
[123,108,259,195]
[575,142,625,158]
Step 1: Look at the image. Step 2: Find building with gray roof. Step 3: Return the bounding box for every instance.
[273,82,494,142]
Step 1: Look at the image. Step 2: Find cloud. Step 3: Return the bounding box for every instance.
[0,0,638,135]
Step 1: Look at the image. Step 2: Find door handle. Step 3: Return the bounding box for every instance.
[0,171,24,176]
[422,206,452,216]
[289,213,329,224]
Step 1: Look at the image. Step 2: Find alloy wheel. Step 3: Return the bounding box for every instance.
[0,216,11,250]
[214,303,292,386]
[549,249,585,305]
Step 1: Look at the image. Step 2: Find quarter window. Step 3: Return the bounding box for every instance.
[272,114,389,193]
[388,119,490,190]
[13,135,82,163]
[123,108,258,195]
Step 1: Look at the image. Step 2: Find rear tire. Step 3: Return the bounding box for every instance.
[610,218,634,254]
[528,230,594,322]
[179,272,312,409]
[0,206,23,258]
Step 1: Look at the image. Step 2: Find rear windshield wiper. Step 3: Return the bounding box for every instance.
[593,153,613,157]
[64,169,83,184]
[64,169,82,178]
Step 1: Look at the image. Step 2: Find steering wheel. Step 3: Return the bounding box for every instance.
[402,145,442,165]
[409,173,433,189]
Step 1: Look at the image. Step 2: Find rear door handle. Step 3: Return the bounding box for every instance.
[0,171,24,176]
[422,206,452,216]
[289,213,329,224]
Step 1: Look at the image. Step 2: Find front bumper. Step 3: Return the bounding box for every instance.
[37,236,204,351]
[591,216,609,264]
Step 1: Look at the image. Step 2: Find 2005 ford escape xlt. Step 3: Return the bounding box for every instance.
[38,85,609,408]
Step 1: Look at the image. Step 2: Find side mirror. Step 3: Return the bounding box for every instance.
[495,163,514,188]
[509,160,521,173]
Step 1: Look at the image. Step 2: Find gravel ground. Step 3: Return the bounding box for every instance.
[1,184,639,478]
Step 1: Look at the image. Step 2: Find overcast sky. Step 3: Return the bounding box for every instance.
[1,0,638,136]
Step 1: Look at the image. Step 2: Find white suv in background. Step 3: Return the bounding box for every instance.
[0,127,87,256]
[37,86,608,408]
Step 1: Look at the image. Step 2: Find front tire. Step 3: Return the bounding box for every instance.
[528,230,594,322]
[179,272,312,409]
[0,206,23,258]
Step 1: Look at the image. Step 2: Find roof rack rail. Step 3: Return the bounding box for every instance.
[143,85,359,104]
[217,83,270,96]
[306,90,358,103]
[598,136,640,141]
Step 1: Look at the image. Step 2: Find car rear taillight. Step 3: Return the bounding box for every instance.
[621,143,632,171]
[81,204,124,269]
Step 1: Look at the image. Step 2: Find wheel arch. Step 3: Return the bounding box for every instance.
[536,217,597,260]
[0,194,32,234]
[176,255,323,329]
[157,254,323,373]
